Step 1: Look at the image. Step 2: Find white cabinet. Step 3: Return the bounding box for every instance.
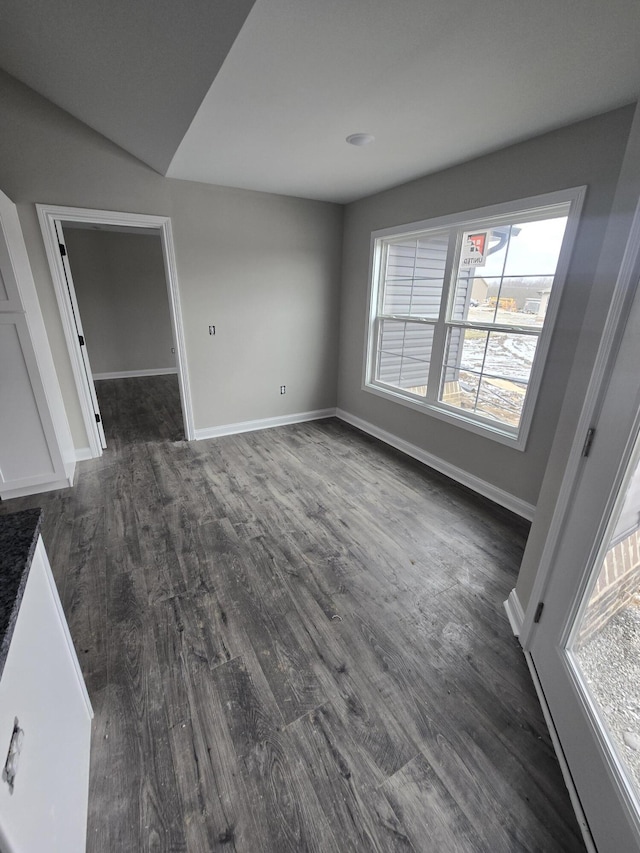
[0,536,92,853]
[0,189,75,499]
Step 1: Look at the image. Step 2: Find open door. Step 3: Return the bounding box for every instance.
[529,263,640,852]
[54,222,106,450]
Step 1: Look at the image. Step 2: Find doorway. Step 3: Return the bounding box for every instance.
[515,197,640,850]
[526,263,640,851]
[36,205,194,457]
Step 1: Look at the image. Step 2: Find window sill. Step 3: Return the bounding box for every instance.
[363,380,529,451]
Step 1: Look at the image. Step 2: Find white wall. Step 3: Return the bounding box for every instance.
[338,106,635,510]
[64,228,174,376]
[0,70,343,448]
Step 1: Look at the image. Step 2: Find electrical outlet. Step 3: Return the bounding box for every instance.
[209,325,216,335]
[280,385,286,394]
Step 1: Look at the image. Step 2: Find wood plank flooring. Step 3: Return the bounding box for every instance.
[0,375,586,852]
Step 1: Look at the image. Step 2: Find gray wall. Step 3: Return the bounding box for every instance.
[2,67,639,614]
[63,228,174,376]
[338,106,634,508]
[0,70,343,448]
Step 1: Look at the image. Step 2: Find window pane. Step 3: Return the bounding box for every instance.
[440,328,538,427]
[453,226,514,321]
[450,267,489,322]
[458,226,511,279]
[377,351,402,387]
[383,232,448,318]
[460,276,555,326]
[456,277,501,323]
[452,215,568,326]
[474,376,525,427]
[377,319,434,396]
[442,327,487,379]
[503,216,568,277]
[442,369,480,412]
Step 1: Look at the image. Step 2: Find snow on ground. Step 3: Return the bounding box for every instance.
[453,332,537,425]
[576,599,640,797]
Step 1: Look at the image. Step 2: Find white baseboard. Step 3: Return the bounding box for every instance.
[194,408,336,441]
[504,588,526,637]
[75,447,94,462]
[336,408,535,520]
[64,459,77,487]
[523,651,596,853]
[93,367,177,380]
[0,476,73,500]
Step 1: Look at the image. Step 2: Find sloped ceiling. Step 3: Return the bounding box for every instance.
[1,0,639,203]
[0,0,257,174]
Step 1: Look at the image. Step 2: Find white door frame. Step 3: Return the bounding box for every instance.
[54,221,107,450]
[36,204,195,455]
[515,192,640,648]
[527,254,640,852]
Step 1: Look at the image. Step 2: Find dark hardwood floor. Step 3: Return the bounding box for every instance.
[1,375,585,852]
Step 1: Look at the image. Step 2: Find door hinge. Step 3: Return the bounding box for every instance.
[58,243,66,257]
[95,413,101,424]
[582,427,596,458]
[78,334,85,346]
[534,602,544,624]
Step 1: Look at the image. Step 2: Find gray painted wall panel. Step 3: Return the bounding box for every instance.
[338,106,635,507]
[64,229,174,375]
[0,71,343,447]
[1,68,638,611]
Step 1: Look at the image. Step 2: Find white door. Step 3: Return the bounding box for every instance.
[529,267,640,852]
[54,222,106,449]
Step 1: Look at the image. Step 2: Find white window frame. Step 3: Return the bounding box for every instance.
[363,187,586,450]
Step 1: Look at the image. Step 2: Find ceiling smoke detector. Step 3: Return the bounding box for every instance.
[346,133,375,147]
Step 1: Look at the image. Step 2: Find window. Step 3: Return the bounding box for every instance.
[364,188,585,448]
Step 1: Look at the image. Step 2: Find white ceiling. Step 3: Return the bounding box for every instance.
[2,0,640,203]
[0,0,256,173]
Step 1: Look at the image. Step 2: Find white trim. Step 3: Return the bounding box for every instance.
[194,408,336,441]
[37,537,94,719]
[362,382,529,449]
[93,367,177,380]
[336,407,535,520]
[504,588,525,637]
[519,189,640,646]
[36,204,195,457]
[371,188,590,241]
[74,447,93,462]
[523,650,597,853]
[0,476,72,500]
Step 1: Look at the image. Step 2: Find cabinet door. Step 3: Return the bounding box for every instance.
[0,211,23,312]
[0,538,92,853]
[0,314,64,492]
[0,188,74,498]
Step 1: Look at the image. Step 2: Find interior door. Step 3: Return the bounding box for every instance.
[54,222,106,449]
[529,268,640,852]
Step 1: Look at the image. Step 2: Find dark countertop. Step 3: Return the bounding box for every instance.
[0,508,43,680]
